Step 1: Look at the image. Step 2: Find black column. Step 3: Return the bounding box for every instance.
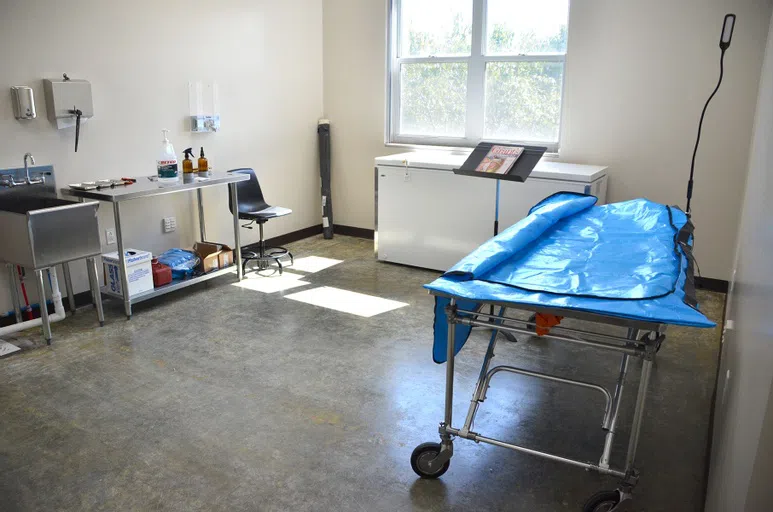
[318,120,333,239]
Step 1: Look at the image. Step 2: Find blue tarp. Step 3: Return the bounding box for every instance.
[426,193,715,363]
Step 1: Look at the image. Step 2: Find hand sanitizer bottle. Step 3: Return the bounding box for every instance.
[157,129,179,184]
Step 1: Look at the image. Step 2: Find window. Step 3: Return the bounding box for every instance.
[387,0,569,151]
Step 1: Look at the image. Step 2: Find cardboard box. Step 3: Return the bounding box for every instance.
[193,242,234,273]
[103,249,153,297]
[218,245,234,269]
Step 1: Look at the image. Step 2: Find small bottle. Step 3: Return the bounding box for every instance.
[182,148,195,182]
[198,147,209,177]
[182,148,194,173]
[157,129,179,185]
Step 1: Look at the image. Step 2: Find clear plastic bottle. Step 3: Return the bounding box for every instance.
[157,129,179,185]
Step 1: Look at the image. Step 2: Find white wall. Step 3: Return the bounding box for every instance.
[705,10,773,512]
[322,0,772,280]
[0,0,323,313]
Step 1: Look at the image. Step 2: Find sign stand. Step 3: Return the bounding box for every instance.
[454,143,547,236]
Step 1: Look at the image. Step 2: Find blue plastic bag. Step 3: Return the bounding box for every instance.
[157,249,200,279]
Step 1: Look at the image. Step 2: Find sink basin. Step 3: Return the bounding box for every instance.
[0,196,101,269]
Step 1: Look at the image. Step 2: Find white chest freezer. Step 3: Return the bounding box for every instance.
[375,151,608,271]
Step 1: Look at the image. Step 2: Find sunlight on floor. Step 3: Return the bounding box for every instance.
[284,286,409,317]
[290,256,343,273]
[232,271,311,293]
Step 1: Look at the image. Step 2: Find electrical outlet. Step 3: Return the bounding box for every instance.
[105,228,116,245]
[163,216,177,233]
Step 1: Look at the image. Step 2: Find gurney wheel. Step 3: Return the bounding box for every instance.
[410,442,450,479]
[582,490,621,512]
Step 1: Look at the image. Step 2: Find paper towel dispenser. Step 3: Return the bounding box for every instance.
[43,74,93,129]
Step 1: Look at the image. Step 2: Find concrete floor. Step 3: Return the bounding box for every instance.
[0,235,725,511]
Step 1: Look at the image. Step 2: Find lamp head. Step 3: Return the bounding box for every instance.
[720,14,736,50]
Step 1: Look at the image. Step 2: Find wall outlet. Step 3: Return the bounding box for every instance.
[163,216,177,233]
[105,228,116,245]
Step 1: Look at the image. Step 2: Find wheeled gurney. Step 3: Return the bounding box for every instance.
[411,193,715,512]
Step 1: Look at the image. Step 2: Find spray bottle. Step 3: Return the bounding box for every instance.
[182,148,195,174]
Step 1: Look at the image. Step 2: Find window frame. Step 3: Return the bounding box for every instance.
[386,0,567,153]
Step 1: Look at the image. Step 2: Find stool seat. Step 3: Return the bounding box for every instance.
[241,205,293,221]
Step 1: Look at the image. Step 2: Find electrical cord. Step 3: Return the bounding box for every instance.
[686,48,726,216]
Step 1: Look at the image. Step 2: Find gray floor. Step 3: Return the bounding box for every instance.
[0,235,725,511]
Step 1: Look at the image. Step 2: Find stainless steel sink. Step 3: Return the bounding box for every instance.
[0,160,105,346]
[0,195,101,269]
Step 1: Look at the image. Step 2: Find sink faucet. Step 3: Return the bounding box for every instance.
[0,174,17,188]
[24,153,43,185]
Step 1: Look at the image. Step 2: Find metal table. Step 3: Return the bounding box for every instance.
[62,172,249,318]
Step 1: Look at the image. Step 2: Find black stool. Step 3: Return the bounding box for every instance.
[228,168,293,275]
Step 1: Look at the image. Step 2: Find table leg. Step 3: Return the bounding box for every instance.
[62,262,76,314]
[86,257,105,327]
[8,264,23,323]
[433,299,457,466]
[35,269,52,344]
[599,352,631,469]
[624,345,655,474]
[197,188,207,242]
[113,202,132,319]
[230,182,243,281]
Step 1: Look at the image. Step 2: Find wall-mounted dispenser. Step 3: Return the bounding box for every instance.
[11,86,37,120]
[43,74,93,152]
[188,81,220,132]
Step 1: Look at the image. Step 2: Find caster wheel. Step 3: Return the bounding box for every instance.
[583,490,621,512]
[410,442,450,479]
[640,332,664,353]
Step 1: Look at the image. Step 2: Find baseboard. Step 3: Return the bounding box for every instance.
[695,277,729,294]
[333,225,375,240]
[264,225,323,247]
[264,224,374,246]
[268,227,728,290]
[1,264,728,329]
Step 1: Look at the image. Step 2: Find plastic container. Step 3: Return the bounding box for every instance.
[151,258,173,288]
[157,129,179,184]
[157,249,200,279]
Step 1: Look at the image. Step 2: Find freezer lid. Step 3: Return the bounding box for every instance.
[375,151,607,182]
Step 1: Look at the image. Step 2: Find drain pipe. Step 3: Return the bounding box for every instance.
[0,267,65,336]
[18,265,33,320]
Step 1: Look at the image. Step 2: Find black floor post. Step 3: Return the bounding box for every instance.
[318,120,334,239]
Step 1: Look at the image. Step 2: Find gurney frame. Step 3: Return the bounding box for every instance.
[411,297,666,512]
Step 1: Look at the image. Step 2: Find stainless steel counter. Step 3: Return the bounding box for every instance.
[61,172,248,203]
[61,172,250,319]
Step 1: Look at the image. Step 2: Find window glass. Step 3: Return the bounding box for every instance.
[484,61,564,142]
[400,0,473,57]
[486,0,569,54]
[401,63,468,136]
